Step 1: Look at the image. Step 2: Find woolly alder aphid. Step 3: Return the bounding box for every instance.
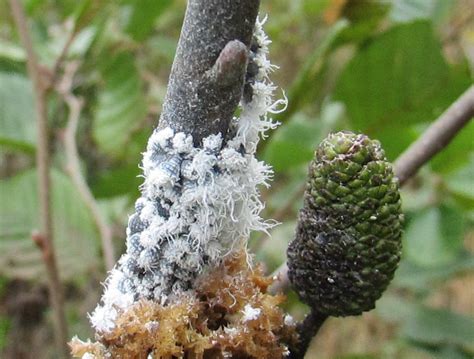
[87,16,282,337]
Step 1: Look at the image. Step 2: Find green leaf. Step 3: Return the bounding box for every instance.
[0,40,26,62]
[430,345,473,359]
[0,169,99,280]
[24,0,47,14]
[376,294,419,323]
[254,221,296,272]
[401,306,474,353]
[93,51,147,158]
[335,0,390,45]
[0,73,36,153]
[377,296,474,353]
[404,205,465,267]
[394,254,474,292]
[431,120,474,175]
[0,315,10,350]
[92,126,149,198]
[302,0,331,17]
[400,176,436,212]
[263,114,324,173]
[123,0,172,41]
[267,168,306,214]
[92,164,141,199]
[444,156,474,208]
[148,35,177,63]
[72,0,106,31]
[333,21,471,160]
[279,20,348,123]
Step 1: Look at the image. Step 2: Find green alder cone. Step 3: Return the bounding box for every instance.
[287,131,403,316]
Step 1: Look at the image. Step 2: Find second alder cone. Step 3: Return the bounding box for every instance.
[287,131,403,316]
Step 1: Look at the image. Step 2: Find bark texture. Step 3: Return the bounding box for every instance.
[158,0,260,145]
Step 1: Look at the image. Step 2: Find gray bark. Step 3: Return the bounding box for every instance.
[158,0,260,145]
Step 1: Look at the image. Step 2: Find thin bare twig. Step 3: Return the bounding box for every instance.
[51,26,77,86]
[9,0,69,357]
[58,62,116,271]
[51,19,116,271]
[394,85,474,185]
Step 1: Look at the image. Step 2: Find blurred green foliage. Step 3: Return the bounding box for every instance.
[0,315,10,350]
[0,0,472,358]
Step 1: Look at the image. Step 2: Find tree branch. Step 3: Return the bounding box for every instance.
[158,0,260,145]
[287,310,328,359]
[58,62,116,271]
[271,85,474,358]
[9,0,69,357]
[394,85,474,185]
[51,25,78,86]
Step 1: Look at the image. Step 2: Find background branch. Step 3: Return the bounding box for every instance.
[9,0,69,357]
[271,85,474,358]
[51,26,77,86]
[158,0,260,144]
[58,62,116,271]
[394,85,474,185]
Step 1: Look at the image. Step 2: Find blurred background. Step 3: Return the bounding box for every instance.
[0,0,473,358]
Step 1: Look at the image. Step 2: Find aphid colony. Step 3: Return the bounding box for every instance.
[89,17,285,333]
